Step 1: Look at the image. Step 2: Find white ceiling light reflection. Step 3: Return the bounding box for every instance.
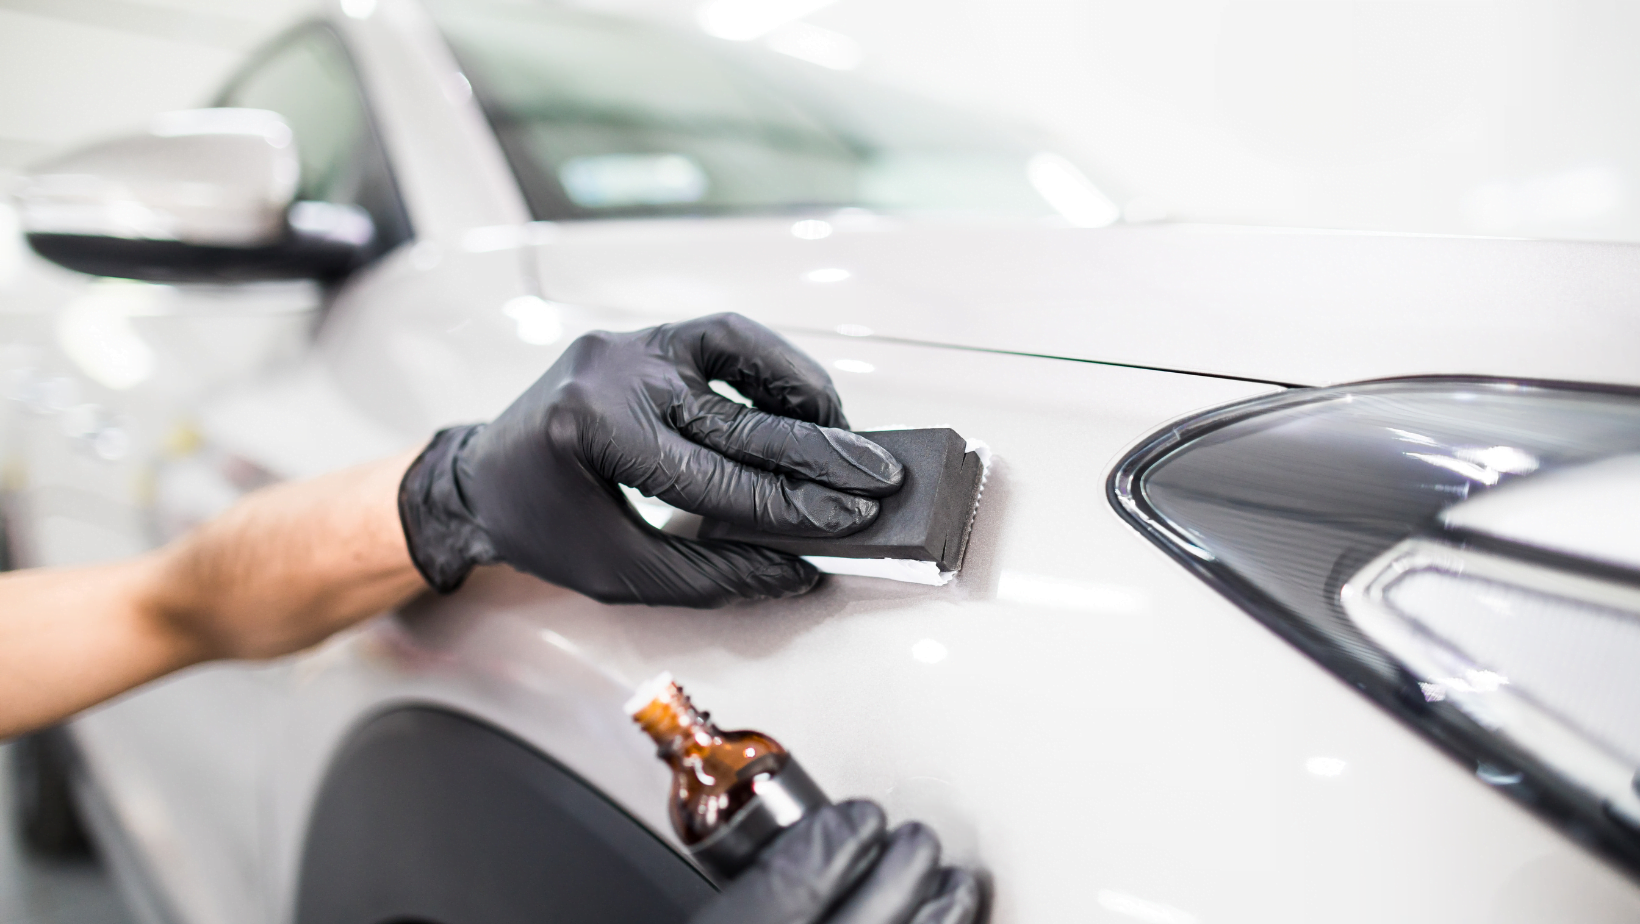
[997,571,1147,615]
[1418,669,1510,703]
[803,268,851,283]
[910,639,947,664]
[1027,153,1120,228]
[1096,890,1197,924]
[1463,445,1538,476]
[765,21,862,70]
[1305,756,1347,777]
[538,628,584,657]
[836,323,872,337]
[833,359,874,374]
[1387,427,1437,446]
[502,295,564,345]
[697,0,836,40]
[791,219,832,240]
[341,0,376,19]
[1405,445,1538,486]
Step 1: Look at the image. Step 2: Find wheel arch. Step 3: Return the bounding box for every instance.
[294,704,714,924]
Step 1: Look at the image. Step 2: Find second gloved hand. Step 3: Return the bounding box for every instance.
[398,312,905,606]
[689,801,983,924]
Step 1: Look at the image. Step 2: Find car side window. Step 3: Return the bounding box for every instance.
[219,25,412,260]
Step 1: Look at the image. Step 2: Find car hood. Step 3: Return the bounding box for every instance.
[525,217,1640,388]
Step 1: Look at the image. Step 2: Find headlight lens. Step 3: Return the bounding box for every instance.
[1110,377,1640,871]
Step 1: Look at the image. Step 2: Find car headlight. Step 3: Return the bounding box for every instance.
[1109,377,1640,871]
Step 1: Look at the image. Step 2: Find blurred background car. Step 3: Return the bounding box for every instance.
[4,2,1640,924]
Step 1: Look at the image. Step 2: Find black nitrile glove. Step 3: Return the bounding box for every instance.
[690,801,983,924]
[398,313,905,606]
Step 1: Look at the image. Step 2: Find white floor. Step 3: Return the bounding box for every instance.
[0,744,134,924]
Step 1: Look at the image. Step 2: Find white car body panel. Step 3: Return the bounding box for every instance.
[523,217,1640,390]
[74,327,1640,924]
[4,1,1635,923]
[259,339,1640,924]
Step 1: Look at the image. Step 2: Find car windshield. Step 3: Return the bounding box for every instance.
[428,0,1114,223]
[433,2,1640,243]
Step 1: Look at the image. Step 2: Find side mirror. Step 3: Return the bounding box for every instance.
[15,109,374,283]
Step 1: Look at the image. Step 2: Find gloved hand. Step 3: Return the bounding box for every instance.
[398,313,905,607]
[690,801,983,924]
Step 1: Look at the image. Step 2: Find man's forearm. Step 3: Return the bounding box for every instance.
[0,555,196,739]
[148,449,425,660]
[0,451,426,739]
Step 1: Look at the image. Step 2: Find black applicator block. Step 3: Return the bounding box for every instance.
[698,428,984,572]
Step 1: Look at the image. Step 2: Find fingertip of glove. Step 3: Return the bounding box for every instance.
[870,822,944,896]
[842,494,882,532]
[887,821,942,859]
[821,427,906,496]
[829,800,889,838]
[633,538,819,608]
[702,542,820,604]
[909,868,986,924]
[940,868,984,906]
[755,552,822,598]
[785,480,881,536]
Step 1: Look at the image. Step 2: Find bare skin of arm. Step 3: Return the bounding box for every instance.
[0,450,426,740]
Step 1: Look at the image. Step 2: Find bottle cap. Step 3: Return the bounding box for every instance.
[689,757,829,881]
[623,671,675,716]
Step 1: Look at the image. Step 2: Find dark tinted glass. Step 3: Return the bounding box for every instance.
[428,0,1094,221]
[219,26,411,258]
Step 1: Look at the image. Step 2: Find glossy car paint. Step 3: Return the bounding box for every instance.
[5,1,1639,923]
[522,217,1640,390]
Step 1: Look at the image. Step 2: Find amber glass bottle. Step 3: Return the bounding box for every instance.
[627,673,828,878]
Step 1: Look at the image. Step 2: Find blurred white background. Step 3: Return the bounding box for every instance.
[4,0,1640,241]
[0,0,312,166]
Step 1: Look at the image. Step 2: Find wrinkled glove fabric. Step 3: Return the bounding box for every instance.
[398,313,905,607]
[689,801,983,924]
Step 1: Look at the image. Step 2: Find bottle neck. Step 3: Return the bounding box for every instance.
[632,680,719,764]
